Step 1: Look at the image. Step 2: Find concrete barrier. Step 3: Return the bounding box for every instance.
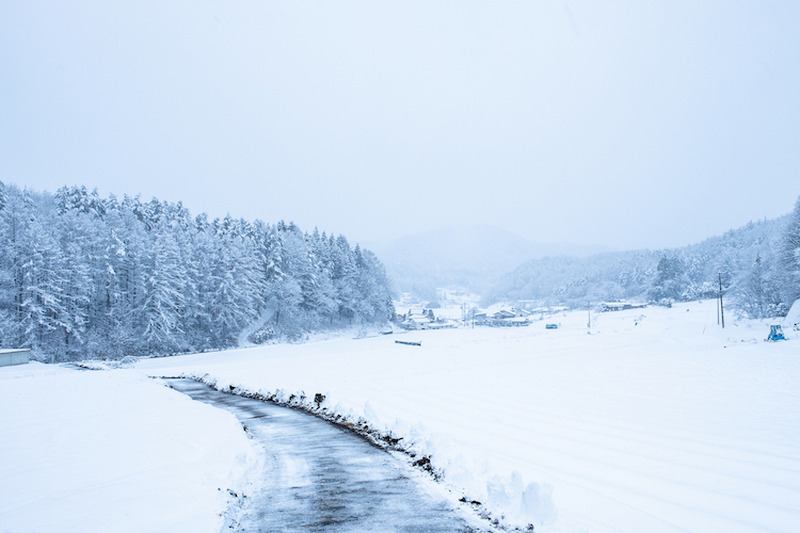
[0,349,31,367]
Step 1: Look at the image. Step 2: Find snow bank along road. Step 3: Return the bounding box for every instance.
[166,378,487,532]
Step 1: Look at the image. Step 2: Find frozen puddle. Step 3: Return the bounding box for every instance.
[166,379,488,532]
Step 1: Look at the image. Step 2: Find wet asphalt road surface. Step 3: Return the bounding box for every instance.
[166,379,487,533]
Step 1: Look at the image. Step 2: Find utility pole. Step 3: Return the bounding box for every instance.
[718,272,725,329]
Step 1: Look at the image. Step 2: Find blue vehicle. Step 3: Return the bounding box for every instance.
[767,325,785,341]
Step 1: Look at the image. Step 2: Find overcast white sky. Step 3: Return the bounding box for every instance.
[2,1,799,250]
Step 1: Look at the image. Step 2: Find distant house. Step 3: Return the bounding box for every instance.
[407,308,434,321]
[401,317,426,330]
[469,309,528,327]
[399,307,438,330]
[601,302,647,312]
[483,309,530,327]
[521,305,569,315]
[399,307,458,330]
[474,312,489,325]
[426,319,458,330]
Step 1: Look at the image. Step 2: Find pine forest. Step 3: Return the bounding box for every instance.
[0,182,394,361]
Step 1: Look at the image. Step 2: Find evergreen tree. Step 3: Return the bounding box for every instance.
[141,221,189,354]
[269,222,306,335]
[107,196,150,355]
[0,182,13,345]
[352,247,393,323]
[648,255,688,302]
[185,213,216,348]
[307,228,338,324]
[52,208,93,358]
[331,235,358,324]
[778,196,800,306]
[208,223,260,346]
[734,254,784,319]
[10,192,69,354]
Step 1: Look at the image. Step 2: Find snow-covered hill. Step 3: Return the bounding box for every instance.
[487,216,789,308]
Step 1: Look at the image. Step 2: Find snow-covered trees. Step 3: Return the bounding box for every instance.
[648,255,689,302]
[352,247,394,323]
[0,184,393,360]
[141,221,189,354]
[486,210,794,314]
[778,196,800,305]
[733,254,784,319]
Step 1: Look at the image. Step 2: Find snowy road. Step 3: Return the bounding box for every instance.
[166,379,488,533]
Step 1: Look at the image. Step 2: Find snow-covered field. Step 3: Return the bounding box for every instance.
[2,300,799,532]
[0,365,258,532]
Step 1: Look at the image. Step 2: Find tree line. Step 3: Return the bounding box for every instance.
[0,182,394,361]
[486,196,800,319]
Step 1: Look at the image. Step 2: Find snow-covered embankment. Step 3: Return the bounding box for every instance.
[0,364,258,532]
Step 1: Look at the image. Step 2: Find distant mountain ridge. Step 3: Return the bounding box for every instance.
[485,216,789,307]
[364,226,607,300]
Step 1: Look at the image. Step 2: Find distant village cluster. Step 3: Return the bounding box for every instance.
[396,307,460,330]
[394,296,656,332]
[393,301,646,331]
